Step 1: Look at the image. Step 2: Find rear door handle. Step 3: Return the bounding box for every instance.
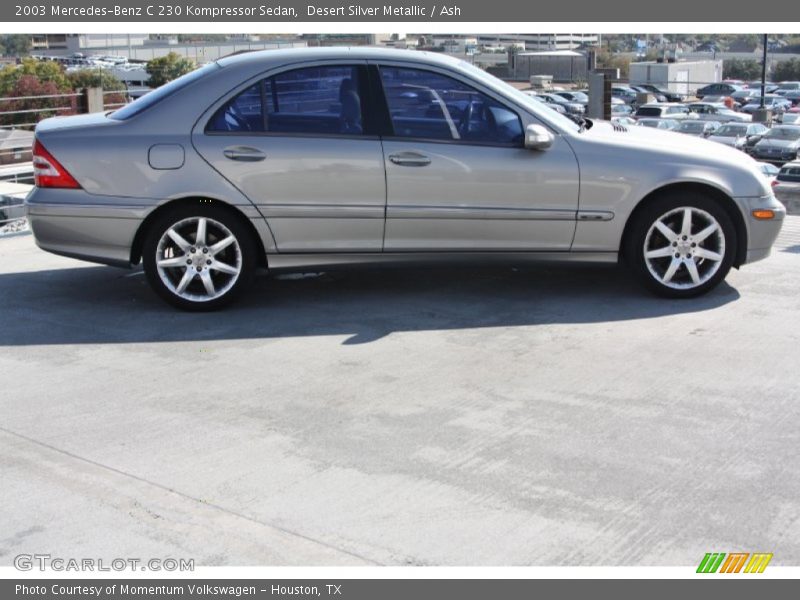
[223,146,266,162]
[388,152,431,167]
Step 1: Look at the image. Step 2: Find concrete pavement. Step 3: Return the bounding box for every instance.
[1,221,799,566]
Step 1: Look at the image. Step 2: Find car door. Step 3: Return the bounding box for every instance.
[375,64,579,251]
[192,62,387,252]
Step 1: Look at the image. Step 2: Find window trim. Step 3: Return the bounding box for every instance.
[372,62,526,149]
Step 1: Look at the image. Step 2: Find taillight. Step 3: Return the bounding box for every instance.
[771,179,779,187]
[32,139,80,189]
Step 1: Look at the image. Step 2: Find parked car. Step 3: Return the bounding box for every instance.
[634,103,692,120]
[772,160,800,208]
[610,102,633,116]
[687,102,752,123]
[633,83,686,103]
[26,47,785,308]
[779,90,800,106]
[522,92,568,115]
[539,92,585,116]
[780,112,800,125]
[610,116,637,127]
[636,118,681,130]
[746,81,779,93]
[757,161,780,186]
[696,83,743,98]
[730,89,760,103]
[741,95,792,115]
[611,85,638,104]
[775,82,800,93]
[629,85,667,103]
[676,120,721,137]
[553,90,589,106]
[706,122,770,151]
[751,125,800,163]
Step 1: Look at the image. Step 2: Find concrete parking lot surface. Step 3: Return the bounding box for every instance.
[1,220,799,566]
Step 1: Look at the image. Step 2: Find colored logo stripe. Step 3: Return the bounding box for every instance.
[697,552,773,573]
[719,553,749,573]
[744,553,773,573]
[697,553,726,573]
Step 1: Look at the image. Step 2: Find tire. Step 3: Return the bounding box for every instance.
[625,191,737,298]
[142,203,257,310]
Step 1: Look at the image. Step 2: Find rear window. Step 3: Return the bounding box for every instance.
[778,165,800,182]
[636,107,661,117]
[110,63,218,120]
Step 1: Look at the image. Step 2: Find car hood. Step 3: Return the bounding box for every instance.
[576,120,767,196]
[755,138,800,149]
[585,120,758,167]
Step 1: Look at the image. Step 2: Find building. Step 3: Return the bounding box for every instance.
[477,34,599,51]
[629,59,723,95]
[511,50,590,83]
[30,34,150,52]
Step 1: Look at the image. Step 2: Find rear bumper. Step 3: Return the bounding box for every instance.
[25,188,149,268]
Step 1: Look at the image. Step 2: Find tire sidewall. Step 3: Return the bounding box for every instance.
[626,192,737,298]
[143,204,256,311]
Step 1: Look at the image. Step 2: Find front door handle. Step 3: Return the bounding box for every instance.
[388,152,431,167]
[223,146,266,162]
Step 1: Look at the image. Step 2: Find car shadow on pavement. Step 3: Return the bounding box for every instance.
[0,263,740,346]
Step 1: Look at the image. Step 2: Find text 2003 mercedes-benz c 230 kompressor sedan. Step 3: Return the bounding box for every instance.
[27,48,785,310]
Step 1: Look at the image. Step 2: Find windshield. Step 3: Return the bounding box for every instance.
[456,61,580,132]
[764,127,800,140]
[110,62,219,120]
[713,125,747,137]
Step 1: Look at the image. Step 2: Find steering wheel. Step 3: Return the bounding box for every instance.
[458,100,475,137]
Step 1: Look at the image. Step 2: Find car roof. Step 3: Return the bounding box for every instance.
[216,46,466,69]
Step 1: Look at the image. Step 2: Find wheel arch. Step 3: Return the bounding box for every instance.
[620,182,748,268]
[130,197,268,268]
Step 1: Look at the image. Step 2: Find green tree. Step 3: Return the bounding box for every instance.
[595,49,631,79]
[723,58,763,81]
[774,58,800,82]
[146,52,195,88]
[0,35,31,57]
[66,68,126,92]
[0,58,71,96]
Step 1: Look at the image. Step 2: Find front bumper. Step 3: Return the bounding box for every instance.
[741,193,787,264]
[25,188,149,267]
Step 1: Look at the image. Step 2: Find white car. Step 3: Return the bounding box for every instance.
[706,123,770,150]
[773,161,800,211]
[688,102,752,123]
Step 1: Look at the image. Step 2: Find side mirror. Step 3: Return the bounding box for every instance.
[525,124,555,151]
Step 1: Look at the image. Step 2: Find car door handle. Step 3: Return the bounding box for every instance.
[388,152,431,167]
[223,146,266,162]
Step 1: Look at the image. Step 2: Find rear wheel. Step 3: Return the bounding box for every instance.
[625,192,737,298]
[143,204,256,310]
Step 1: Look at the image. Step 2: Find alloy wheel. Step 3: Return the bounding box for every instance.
[643,206,726,290]
[155,216,242,302]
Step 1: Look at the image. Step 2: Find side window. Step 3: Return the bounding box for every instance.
[378,66,523,146]
[208,82,264,132]
[207,65,364,136]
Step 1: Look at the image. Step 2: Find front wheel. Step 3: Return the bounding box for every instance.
[143,204,256,310]
[625,193,737,298]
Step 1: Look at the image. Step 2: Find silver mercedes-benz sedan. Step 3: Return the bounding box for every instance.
[27,48,786,310]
